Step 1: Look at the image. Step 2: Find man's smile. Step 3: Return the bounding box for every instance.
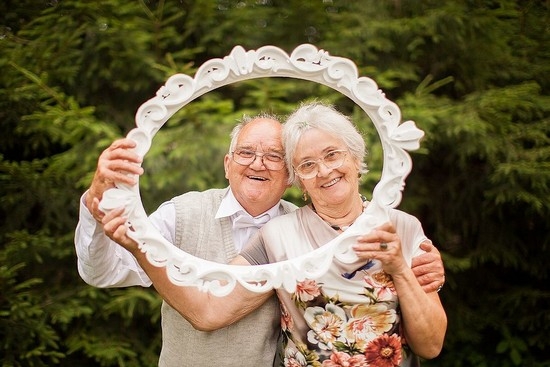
[247,175,268,181]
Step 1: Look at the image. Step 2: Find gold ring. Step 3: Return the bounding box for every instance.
[380,242,388,250]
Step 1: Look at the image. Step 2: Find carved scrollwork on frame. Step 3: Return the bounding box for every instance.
[99,44,424,297]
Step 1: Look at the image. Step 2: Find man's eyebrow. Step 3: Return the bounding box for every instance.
[234,145,254,150]
[236,145,284,154]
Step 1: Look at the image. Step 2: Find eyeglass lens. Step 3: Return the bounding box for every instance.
[295,150,347,178]
[232,150,285,170]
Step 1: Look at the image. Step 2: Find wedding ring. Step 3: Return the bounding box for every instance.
[379,242,388,250]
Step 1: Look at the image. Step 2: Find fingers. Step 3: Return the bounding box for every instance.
[90,197,105,222]
[102,205,125,222]
[353,226,448,292]
[412,245,445,293]
[414,271,445,293]
[419,278,442,293]
[412,252,439,272]
[353,238,396,255]
[360,222,395,239]
[104,216,128,240]
[101,207,126,235]
[88,139,144,202]
[96,165,142,187]
[419,240,441,255]
[353,232,408,275]
[419,241,434,252]
[354,222,398,252]
[100,207,140,252]
[97,140,144,183]
[412,256,444,279]
[108,138,138,151]
[417,273,445,293]
[412,241,442,269]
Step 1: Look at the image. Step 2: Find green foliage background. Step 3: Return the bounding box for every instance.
[1,0,549,366]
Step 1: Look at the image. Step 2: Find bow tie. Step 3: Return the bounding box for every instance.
[232,213,270,230]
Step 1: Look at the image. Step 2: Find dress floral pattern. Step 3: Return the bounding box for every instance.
[280,262,411,367]
[241,205,426,367]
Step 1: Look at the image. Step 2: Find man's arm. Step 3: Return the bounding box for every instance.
[74,138,151,288]
[102,206,273,331]
[75,193,151,287]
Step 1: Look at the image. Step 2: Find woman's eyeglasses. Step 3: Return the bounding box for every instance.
[294,150,348,179]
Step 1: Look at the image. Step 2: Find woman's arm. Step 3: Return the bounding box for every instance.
[102,207,274,331]
[389,267,446,358]
[353,222,447,359]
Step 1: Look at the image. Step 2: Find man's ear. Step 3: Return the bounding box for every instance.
[223,154,231,179]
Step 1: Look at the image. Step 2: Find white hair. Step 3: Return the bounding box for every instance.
[283,101,368,185]
[228,112,281,154]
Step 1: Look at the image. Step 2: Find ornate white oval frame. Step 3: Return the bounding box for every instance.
[99,44,424,297]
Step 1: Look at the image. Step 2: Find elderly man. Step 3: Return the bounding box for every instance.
[75,114,444,367]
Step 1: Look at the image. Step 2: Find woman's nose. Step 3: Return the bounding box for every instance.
[316,161,332,177]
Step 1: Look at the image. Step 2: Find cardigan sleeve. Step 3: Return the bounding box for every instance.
[239,231,270,265]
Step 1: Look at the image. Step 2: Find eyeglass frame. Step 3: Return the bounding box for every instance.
[231,148,286,170]
[293,149,349,179]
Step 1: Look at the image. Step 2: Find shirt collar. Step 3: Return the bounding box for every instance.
[215,187,280,222]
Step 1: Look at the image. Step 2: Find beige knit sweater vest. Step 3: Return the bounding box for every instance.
[158,188,296,367]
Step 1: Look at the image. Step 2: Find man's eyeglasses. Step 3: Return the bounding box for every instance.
[294,149,348,179]
[231,149,286,170]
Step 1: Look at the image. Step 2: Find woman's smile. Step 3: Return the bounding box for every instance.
[320,177,341,188]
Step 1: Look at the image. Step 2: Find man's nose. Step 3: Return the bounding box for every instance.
[249,154,266,169]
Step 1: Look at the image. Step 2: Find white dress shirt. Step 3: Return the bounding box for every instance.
[216,189,279,252]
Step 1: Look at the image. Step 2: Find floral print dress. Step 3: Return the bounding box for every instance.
[280,262,410,367]
[241,205,427,367]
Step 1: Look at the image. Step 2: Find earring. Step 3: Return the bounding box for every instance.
[302,191,308,201]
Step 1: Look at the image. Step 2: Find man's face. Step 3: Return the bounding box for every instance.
[224,118,290,216]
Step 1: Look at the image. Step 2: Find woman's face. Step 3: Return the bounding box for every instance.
[292,128,361,210]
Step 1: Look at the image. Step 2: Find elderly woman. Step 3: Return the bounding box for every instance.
[104,102,446,366]
[239,102,447,365]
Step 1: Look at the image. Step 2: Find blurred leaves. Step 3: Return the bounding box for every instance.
[1,0,549,366]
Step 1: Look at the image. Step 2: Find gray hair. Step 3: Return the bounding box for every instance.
[283,101,368,185]
[228,112,281,154]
